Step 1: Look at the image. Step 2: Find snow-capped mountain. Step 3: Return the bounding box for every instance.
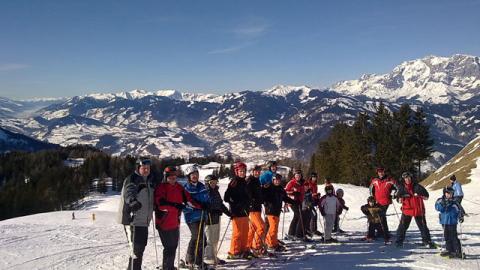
[332,54,480,104]
[0,54,478,169]
[0,97,66,118]
[0,127,58,153]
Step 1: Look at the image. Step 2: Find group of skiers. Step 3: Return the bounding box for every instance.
[117,158,467,270]
[362,168,466,259]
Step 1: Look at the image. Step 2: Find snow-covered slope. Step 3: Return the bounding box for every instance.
[1,175,479,270]
[332,54,480,104]
[423,134,480,190]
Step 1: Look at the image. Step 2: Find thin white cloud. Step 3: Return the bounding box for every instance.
[208,18,270,55]
[232,22,270,39]
[0,64,30,72]
[208,42,254,55]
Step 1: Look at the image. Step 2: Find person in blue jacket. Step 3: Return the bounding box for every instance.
[449,175,464,204]
[260,160,277,187]
[183,164,210,268]
[435,186,465,259]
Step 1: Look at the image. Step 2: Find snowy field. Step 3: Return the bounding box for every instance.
[1,167,479,270]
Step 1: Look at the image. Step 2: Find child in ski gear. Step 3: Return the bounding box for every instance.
[204,174,231,265]
[246,165,266,255]
[183,164,210,268]
[361,196,387,242]
[285,169,309,241]
[369,167,397,240]
[155,166,198,270]
[319,184,341,243]
[333,188,349,233]
[449,175,464,204]
[395,172,435,248]
[224,162,253,259]
[436,186,465,259]
[263,174,298,251]
[260,160,277,187]
[117,157,155,270]
[305,172,321,236]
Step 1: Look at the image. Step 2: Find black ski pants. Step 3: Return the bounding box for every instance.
[157,227,179,270]
[396,214,432,244]
[444,224,462,255]
[310,207,318,233]
[379,205,390,239]
[186,221,206,265]
[126,226,148,270]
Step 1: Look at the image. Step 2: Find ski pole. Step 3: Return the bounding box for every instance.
[318,211,325,243]
[194,211,205,268]
[131,225,135,270]
[281,204,285,240]
[151,212,160,269]
[216,218,231,255]
[339,210,348,229]
[391,202,401,223]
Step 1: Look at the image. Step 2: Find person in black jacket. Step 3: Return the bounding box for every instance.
[117,157,155,270]
[246,165,266,255]
[360,196,387,242]
[204,175,231,265]
[224,162,253,259]
[264,174,297,252]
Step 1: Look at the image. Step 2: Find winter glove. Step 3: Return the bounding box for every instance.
[129,200,142,212]
[224,210,232,217]
[345,206,349,211]
[293,191,301,197]
[459,216,464,223]
[155,209,167,219]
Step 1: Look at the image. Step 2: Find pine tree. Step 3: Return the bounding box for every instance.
[411,107,434,178]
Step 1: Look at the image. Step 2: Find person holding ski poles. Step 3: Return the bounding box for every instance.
[435,186,466,259]
[263,174,298,252]
[369,167,397,241]
[285,169,310,242]
[394,172,435,248]
[246,165,266,257]
[204,174,231,266]
[182,164,210,269]
[154,166,199,270]
[224,161,253,260]
[117,157,155,270]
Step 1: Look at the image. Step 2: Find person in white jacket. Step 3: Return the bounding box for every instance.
[319,185,341,243]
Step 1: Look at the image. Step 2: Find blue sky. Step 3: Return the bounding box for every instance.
[1,0,479,99]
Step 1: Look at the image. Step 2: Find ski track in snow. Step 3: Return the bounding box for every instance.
[1,180,479,270]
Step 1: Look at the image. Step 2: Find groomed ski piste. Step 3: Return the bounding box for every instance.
[1,164,479,270]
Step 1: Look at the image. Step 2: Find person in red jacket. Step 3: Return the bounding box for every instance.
[154,166,199,270]
[285,169,310,242]
[369,167,397,240]
[395,172,435,248]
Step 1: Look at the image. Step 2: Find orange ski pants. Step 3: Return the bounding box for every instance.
[247,211,266,250]
[229,216,249,255]
[265,215,280,248]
